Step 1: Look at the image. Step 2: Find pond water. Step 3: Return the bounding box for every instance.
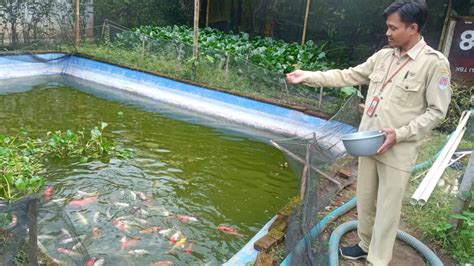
[0,75,298,265]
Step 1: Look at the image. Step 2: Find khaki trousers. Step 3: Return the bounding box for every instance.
[356,156,411,266]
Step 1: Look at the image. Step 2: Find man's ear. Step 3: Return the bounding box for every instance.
[409,23,419,34]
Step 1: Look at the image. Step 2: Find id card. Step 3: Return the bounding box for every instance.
[366,96,380,117]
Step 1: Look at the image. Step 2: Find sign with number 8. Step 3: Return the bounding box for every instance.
[459,30,474,51]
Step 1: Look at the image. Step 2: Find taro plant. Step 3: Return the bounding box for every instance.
[0,123,133,201]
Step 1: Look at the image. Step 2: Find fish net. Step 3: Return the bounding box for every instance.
[273,94,361,265]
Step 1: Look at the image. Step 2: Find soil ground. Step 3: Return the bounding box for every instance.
[322,180,458,266]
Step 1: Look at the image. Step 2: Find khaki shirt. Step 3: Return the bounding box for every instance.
[302,38,451,171]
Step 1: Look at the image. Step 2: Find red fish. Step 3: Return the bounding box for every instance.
[84,257,96,266]
[184,243,193,254]
[44,186,53,201]
[216,225,243,237]
[92,227,102,238]
[68,196,98,207]
[139,226,161,234]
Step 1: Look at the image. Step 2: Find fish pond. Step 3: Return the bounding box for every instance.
[0,75,298,265]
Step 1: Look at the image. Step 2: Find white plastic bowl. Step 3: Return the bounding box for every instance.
[341,130,386,156]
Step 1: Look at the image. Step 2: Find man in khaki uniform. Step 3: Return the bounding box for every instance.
[286,0,451,265]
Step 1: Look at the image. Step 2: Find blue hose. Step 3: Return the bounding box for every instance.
[328,220,443,266]
[411,132,454,174]
[280,198,357,266]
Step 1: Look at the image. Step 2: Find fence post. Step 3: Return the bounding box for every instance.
[449,153,473,230]
[319,87,323,109]
[27,198,38,266]
[224,52,230,85]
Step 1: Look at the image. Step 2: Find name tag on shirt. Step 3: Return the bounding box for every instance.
[366,96,380,117]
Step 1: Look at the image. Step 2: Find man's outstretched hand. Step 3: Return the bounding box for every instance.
[286,70,309,84]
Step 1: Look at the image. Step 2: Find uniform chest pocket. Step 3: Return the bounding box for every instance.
[391,81,423,107]
[367,71,385,95]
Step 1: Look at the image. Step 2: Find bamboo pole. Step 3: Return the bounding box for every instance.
[301,0,311,45]
[75,0,80,46]
[193,0,200,58]
[206,0,210,27]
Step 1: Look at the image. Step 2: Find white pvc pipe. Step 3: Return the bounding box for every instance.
[418,127,466,205]
[410,110,471,205]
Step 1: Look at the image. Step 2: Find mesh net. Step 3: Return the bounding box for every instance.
[273,94,360,265]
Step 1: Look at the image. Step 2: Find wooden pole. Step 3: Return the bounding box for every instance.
[206,0,210,27]
[28,198,38,266]
[75,0,80,46]
[193,0,200,58]
[438,0,452,51]
[301,0,311,45]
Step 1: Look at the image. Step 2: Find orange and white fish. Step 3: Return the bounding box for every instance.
[92,227,102,238]
[216,225,243,237]
[168,231,183,245]
[168,238,186,253]
[113,218,129,232]
[177,215,198,223]
[120,236,140,250]
[139,226,161,234]
[44,186,53,201]
[68,196,98,207]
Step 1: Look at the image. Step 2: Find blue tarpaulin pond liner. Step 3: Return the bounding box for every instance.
[0,53,357,264]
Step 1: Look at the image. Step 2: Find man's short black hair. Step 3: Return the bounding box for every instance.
[384,0,428,32]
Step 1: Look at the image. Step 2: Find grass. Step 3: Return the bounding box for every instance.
[403,131,474,264]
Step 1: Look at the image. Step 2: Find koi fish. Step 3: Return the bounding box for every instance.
[51,197,67,204]
[57,247,80,257]
[184,243,193,254]
[92,227,102,238]
[120,236,140,250]
[84,257,96,266]
[114,202,130,208]
[113,218,129,232]
[129,190,137,201]
[76,212,88,225]
[84,257,105,266]
[93,258,105,266]
[158,228,173,237]
[71,242,82,251]
[139,226,161,234]
[216,225,243,237]
[168,238,186,253]
[136,192,150,202]
[128,249,150,256]
[132,206,149,216]
[168,231,183,245]
[93,212,100,223]
[68,196,98,207]
[60,235,86,244]
[177,215,198,223]
[151,261,174,266]
[44,186,53,201]
[77,190,98,197]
